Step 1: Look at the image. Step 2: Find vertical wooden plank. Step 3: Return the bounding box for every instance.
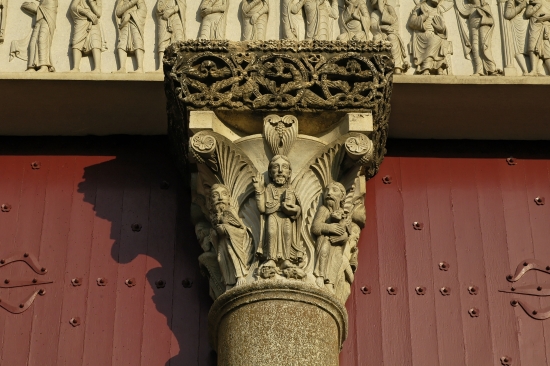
[169,187,201,365]
[523,159,550,363]
[424,158,466,366]
[352,176,383,365]
[141,162,178,365]
[498,158,547,365]
[111,160,151,366]
[475,158,522,366]
[1,156,49,366]
[56,156,109,365]
[28,156,76,365]
[373,158,413,365]
[400,158,440,366]
[81,157,125,366]
[0,156,26,363]
[450,159,494,366]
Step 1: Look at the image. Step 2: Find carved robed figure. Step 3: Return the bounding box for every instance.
[156,0,186,71]
[115,0,147,73]
[70,0,106,72]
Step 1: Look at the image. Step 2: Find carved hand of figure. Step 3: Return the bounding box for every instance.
[282,203,300,217]
[90,13,99,24]
[328,223,346,236]
[215,224,227,236]
[200,7,210,17]
[432,15,445,33]
[251,13,259,24]
[252,173,265,192]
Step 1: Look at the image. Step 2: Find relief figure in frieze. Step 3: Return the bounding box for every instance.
[199,0,229,40]
[407,0,453,74]
[22,0,58,72]
[370,0,409,74]
[116,0,147,73]
[0,0,7,43]
[282,0,305,40]
[156,0,186,71]
[525,0,550,75]
[337,0,371,41]
[254,155,303,274]
[503,0,529,74]
[209,184,253,288]
[455,0,501,75]
[70,0,106,72]
[242,0,269,40]
[290,0,335,40]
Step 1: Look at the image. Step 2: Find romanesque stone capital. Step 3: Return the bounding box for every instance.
[164,40,394,364]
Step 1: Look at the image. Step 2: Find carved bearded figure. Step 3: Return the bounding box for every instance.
[115,0,147,73]
[156,0,186,71]
[199,0,229,40]
[312,182,348,291]
[407,0,452,75]
[337,0,371,42]
[24,0,58,72]
[209,184,253,288]
[371,0,409,74]
[70,0,106,72]
[242,0,269,41]
[525,0,550,74]
[254,155,302,271]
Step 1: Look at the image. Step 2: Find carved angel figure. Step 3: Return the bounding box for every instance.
[21,0,58,72]
[525,0,550,75]
[337,0,371,42]
[115,0,147,73]
[0,0,7,43]
[370,0,409,74]
[242,0,269,41]
[156,0,186,71]
[503,0,529,74]
[209,184,253,288]
[199,0,229,40]
[282,0,305,40]
[455,0,501,75]
[254,155,303,272]
[70,0,106,72]
[407,0,453,75]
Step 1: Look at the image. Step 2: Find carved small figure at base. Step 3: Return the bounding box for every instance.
[254,155,303,274]
[209,184,253,289]
[115,0,147,73]
[156,0,186,71]
[407,0,453,75]
[70,0,106,72]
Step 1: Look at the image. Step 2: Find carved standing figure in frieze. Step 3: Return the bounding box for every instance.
[199,0,229,40]
[242,0,269,41]
[22,0,58,72]
[254,155,303,276]
[282,0,305,40]
[209,184,254,288]
[525,0,550,75]
[370,0,409,74]
[407,0,453,75]
[337,0,371,42]
[290,0,336,40]
[70,0,106,72]
[317,0,339,41]
[455,0,501,75]
[115,0,146,73]
[156,0,185,71]
[0,0,7,43]
[502,0,529,75]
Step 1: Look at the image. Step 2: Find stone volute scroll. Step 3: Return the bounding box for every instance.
[164,39,394,365]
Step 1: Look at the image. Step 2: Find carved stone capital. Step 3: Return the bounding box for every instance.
[164,40,394,364]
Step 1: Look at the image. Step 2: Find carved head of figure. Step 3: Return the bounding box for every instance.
[268,155,292,187]
[324,182,346,211]
[210,184,231,214]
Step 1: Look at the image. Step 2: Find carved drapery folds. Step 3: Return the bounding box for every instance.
[164,40,392,306]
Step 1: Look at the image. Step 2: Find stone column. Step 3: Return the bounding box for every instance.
[164,40,394,365]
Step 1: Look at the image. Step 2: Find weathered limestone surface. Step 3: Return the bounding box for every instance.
[209,281,347,366]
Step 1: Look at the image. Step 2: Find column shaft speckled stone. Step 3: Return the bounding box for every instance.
[208,281,348,366]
